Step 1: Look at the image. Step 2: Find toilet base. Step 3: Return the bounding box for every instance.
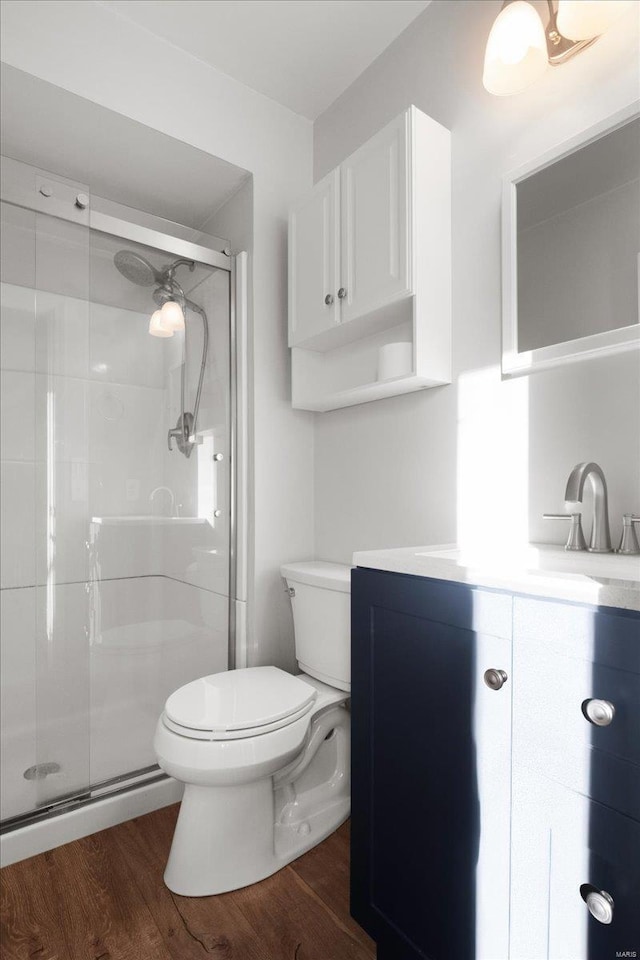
[163,781,350,897]
[274,796,350,863]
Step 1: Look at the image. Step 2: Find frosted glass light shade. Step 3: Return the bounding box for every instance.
[556,1,634,40]
[160,300,185,332]
[483,1,548,96]
[149,309,174,338]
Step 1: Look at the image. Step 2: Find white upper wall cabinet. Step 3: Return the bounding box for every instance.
[340,111,410,325]
[288,106,451,411]
[288,169,340,348]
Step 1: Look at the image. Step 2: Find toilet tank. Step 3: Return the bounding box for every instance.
[280,561,351,692]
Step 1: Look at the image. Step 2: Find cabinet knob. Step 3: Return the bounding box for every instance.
[337,287,347,299]
[484,668,508,690]
[583,698,615,727]
[324,294,334,305]
[585,889,614,925]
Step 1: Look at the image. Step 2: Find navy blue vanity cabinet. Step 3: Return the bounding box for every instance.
[350,567,512,960]
[510,598,640,959]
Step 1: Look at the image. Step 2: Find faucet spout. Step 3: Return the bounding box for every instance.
[564,462,612,553]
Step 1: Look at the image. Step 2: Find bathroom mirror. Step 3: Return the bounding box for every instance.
[502,104,640,376]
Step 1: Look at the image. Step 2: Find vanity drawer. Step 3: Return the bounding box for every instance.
[546,784,640,960]
[513,598,640,673]
[513,598,640,818]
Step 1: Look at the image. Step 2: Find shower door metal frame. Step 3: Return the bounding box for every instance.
[0,171,241,832]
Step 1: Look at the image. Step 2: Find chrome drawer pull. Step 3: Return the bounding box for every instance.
[583,698,616,727]
[584,888,614,925]
[484,668,508,690]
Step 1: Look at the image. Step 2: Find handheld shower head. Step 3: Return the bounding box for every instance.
[113,250,162,287]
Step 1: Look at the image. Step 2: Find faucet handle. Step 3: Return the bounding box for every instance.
[617,515,640,556]
[543,513,587,552]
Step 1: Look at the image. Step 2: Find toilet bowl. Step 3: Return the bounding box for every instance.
[154,561,352,896]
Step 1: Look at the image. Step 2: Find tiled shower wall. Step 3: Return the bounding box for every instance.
[0,198,229,820]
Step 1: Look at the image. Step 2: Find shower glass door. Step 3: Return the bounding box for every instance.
[85,228,231,791]
[0,161,232,822]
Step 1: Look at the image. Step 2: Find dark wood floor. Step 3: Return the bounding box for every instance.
[0,804,375,960]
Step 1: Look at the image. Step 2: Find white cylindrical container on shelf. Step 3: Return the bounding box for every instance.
[377,341,413,381]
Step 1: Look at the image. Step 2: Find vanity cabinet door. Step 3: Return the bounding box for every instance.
[351,568,512,960]
[288,169,340,347]
[340,111,411,325]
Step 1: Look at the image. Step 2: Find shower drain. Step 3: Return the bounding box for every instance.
[23,762,61,780]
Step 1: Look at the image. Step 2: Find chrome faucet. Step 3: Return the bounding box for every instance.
[564,462,612,553]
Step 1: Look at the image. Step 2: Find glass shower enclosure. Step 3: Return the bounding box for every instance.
[0,158,236,826]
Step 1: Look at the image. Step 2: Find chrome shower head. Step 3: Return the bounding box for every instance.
[113,250,162,287]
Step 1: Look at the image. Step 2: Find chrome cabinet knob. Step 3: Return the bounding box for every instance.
[337,287,347,299]
[585,889,614,925]
[583,698,615,726]
[484,668,508,690]
[75,193,89,210]
[324,294,334,305]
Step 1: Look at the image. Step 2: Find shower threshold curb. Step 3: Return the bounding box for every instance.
[0,776,183,868]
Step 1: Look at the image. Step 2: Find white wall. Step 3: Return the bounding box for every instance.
[313,0,640,563]
[1,0,315,670]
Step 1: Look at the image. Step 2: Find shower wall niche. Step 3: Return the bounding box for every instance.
[0,158,236,825]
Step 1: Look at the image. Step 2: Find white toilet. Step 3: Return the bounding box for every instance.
[153,560,351,896]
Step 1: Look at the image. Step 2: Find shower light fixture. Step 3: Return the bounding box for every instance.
[149,309,174,338]
[160,299,185,332]
[483,0,634,96]
[148,301,185,337]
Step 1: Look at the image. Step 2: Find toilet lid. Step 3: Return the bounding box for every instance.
[164,666,317,735]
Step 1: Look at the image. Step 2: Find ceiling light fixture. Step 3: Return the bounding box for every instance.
[556,0,634,40]
[483,0,634,96]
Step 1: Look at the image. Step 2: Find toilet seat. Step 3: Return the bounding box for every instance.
[163,666,317,742]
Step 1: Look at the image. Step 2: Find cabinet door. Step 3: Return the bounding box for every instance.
[288,169,340,347]
[340,112,411,324]
[351,569,511,960]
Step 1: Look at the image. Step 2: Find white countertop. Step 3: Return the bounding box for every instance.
[352,543,640,612]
